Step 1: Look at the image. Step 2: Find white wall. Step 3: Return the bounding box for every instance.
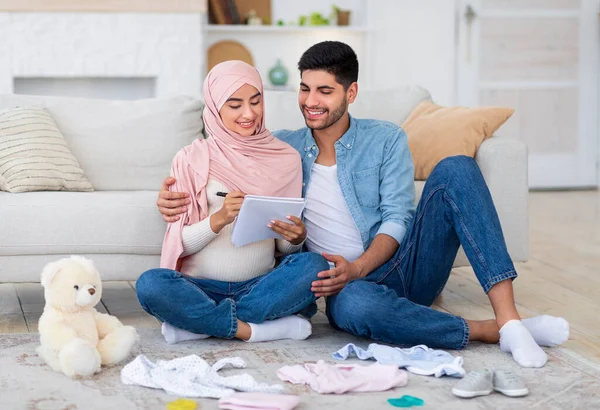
[365,0,458,105]
[0,13,204,97]
[0,1,461,107]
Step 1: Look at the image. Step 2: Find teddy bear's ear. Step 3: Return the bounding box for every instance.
[41,260,62,288]
[69,255,99,277]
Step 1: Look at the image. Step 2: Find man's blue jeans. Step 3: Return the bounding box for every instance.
[136,252,329,338]
[326,156,518,349]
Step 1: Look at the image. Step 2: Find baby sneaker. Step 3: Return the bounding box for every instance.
[451,369,494,398]
[493,369,529,397]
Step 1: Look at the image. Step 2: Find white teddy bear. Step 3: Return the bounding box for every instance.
[36,256,139,377]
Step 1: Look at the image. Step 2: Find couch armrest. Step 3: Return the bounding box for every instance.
[475,135,529,262]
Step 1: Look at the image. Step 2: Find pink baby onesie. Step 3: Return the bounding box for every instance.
[276,360,408,394]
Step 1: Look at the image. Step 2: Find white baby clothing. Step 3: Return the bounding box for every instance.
[121,354,283,398]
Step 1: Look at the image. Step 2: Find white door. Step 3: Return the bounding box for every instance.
[457,0,599,189]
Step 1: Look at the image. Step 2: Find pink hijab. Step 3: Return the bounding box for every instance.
[160,60,302,269]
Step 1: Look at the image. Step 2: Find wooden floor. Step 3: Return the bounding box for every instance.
[2,191,599,364]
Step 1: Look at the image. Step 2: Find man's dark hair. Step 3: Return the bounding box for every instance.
[297,41,358,90]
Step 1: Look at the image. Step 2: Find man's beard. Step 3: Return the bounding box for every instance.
[304,97,347,131]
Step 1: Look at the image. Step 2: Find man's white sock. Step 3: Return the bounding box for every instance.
[247,316,312,343]
[499,320,547,368]
[161,322,210,345]
[522,315,570,347]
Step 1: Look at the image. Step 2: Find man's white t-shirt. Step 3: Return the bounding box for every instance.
[304,163,364,262]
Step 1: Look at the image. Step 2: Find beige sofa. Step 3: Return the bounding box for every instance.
[0,87,528,282]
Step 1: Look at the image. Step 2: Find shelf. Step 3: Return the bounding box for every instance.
[206,25,369,34]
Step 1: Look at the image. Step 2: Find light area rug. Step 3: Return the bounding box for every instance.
[1,322,599,410]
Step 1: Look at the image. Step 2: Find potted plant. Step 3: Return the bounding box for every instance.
[332,5,351,26]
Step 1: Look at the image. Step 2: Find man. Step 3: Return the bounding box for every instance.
[157,41,569,367]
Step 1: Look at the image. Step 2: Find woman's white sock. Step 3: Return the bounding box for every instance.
[161,322,210,345]
[247,316,312,343]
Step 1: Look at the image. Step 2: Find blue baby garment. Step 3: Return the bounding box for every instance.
[333,343,465,378]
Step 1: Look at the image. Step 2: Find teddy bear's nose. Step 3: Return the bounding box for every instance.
[88,288,95,295]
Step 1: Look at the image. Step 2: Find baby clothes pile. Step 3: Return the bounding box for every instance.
[121,354,283,398]
[120,342,467,403]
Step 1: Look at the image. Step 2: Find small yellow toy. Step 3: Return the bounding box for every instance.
[166,398,198,410]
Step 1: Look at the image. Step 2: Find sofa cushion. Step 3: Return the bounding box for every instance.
[0,254,160,283]
[414,180,425,204]
[0,106,93,193]
[263,86,431,133]
[0,191,165,256]
[263,90,306,131]
[0,94,204,191]
[403,102,514,180]
[0,182,426,257]
[350,87,432,125]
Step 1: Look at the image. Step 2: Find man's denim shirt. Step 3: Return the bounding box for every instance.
[274,115,416,250]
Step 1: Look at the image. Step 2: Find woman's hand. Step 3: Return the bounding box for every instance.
[269,215,307,246]
[210,191,245,233]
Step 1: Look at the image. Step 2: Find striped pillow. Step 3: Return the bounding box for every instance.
[0,106,93,193]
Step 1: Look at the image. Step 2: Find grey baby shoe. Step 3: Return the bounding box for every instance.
[493,369,529,397]
[452,369,494,398]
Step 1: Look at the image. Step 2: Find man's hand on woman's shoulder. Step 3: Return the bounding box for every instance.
[157,177,191,223]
